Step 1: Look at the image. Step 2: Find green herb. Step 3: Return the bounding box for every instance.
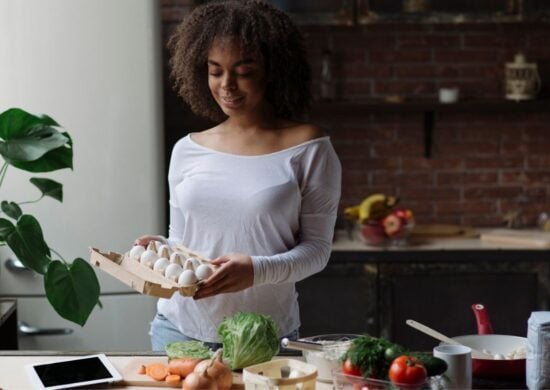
[342,334,447,381]
[165,340,212,361]
[343,334,406,380]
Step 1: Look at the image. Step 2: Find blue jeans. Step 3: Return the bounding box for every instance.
[150,312,299,352]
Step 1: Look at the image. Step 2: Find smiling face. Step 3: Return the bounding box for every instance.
[207,38,268,119]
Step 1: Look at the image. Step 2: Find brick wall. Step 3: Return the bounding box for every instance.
[159,1,550,227]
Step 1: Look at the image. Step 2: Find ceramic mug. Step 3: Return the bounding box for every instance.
[433,344,472,389]
[439,87,459,103]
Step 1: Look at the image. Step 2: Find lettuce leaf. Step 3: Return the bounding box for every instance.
[165,340,212,361]
[218,312,279,369]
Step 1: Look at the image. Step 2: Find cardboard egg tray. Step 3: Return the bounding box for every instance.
[89,245,211,298]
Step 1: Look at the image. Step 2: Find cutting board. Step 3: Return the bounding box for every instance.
[480,229,550,248]
[120,356,244,389]
[411,224,479,238]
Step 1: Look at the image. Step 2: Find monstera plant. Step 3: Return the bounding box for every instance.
[0,107,100,326]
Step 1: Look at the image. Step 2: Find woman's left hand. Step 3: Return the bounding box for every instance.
[193,253,254,299]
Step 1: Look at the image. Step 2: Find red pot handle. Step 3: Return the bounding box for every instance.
[472,303,494,335]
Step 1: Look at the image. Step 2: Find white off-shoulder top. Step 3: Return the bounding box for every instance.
[157,134,341,342]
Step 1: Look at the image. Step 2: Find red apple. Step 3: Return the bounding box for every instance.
[393,207,413,222]
[361,220,387,245]
[383,214,403,236]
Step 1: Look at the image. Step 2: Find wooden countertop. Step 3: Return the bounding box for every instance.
[332,228,550,252]
[330,228,550,263]
[0,351,332,390]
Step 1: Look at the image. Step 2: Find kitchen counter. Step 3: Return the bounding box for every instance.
[329,228,550,263]
[0,351,526,389]
[0,351,332,390]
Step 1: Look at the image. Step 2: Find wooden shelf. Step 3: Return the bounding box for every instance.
[310,99,550,158]
[312,98,550,115]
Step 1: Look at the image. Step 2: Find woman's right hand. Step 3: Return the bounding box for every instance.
[134,235,166,247]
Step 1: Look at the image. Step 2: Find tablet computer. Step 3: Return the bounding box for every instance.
[25,353,122,390]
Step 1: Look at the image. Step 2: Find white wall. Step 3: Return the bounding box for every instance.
[0,0,165,264]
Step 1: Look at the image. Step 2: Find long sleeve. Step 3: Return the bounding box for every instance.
[250,140,341,285]
[166,140,186,247]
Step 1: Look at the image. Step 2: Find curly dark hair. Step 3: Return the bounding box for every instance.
[168,0,312,123]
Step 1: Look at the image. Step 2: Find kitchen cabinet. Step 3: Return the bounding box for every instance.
[296,261,378,336]
[379,257,546,350]
[277,0,549,25]
[297,237,550,351]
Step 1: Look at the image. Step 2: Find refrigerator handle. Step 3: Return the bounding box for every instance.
[18,321,73,336]
[5,258,31,273]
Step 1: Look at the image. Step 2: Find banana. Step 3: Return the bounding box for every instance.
[344,205,360,220]
[357,193,399,224]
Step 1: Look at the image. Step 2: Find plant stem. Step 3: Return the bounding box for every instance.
[49,247,67,263]
[0,162,8,188]
[17,196,43,205]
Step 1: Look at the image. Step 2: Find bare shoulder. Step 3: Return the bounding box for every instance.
[188,126,222,146]
[282,122,325,148]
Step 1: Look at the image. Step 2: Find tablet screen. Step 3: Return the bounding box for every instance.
[31,356,114,387]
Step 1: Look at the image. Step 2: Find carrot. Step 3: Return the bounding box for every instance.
[146,363,170,381]
[168,358,202,377]
[137,364,146,375]
[165,374,182,385]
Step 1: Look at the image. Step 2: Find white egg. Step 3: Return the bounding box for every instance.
[183,259,196,271]
[140,250,158,268]
[178,269,198,286]
[169,253,183,265]
[164,263,183,281]
[157,245,171,258]
[129,245,145,259]
[186,257,201,270]
[195,264,214,280]
[146,241,158,252]
[153,258,170,273]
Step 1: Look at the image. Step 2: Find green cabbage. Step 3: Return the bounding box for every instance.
[218,312,280,369]
[165,340,212,361]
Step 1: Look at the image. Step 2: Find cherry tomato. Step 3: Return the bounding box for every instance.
[342,357,362,376]
[388,355,427,386]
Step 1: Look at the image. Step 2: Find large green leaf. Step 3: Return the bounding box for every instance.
[0,109,67,163]
[0,108,58,140]
[30,178,63,202]
[45,258,100,326]
[1,201,22,219]
[9,132,73,173]
[0,125,69,162]
[0,215,51,274]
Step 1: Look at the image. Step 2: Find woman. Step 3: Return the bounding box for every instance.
[136,0,341,350]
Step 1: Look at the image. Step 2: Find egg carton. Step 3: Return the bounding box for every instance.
[89,242,214,298]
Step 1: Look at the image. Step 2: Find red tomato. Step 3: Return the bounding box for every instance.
[342,357,362,376]
[388,355,427,386]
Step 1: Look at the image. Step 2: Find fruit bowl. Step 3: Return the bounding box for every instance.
[358,219,415,247]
